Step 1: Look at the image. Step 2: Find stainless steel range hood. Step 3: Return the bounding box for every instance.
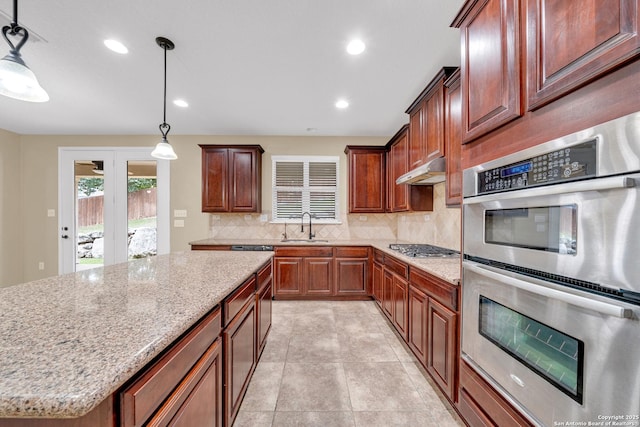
[395,156,446,185]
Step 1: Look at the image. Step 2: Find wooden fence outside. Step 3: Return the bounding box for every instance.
[77,187,157,227]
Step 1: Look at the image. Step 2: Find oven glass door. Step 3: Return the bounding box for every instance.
[484,205,577,254]
[479,295,583,403]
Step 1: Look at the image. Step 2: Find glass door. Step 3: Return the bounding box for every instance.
[59,148,170,274]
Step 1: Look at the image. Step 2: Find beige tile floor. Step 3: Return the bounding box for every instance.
[233,300,466,427]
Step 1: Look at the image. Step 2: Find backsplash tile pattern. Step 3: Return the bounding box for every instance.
[207,183,461,250]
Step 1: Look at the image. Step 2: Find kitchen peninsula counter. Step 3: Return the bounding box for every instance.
[189,238,460,285]
[0,250,272,420]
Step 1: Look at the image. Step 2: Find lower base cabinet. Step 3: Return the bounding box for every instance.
[427,298,456,400]
[407,285,428,365]
[459,360,534,427]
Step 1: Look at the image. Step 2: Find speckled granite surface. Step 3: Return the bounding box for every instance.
[0,251,272,419]
[189,238,461,285]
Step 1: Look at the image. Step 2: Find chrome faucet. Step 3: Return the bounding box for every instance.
[301,212,315,240]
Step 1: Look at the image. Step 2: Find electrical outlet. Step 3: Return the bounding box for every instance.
[174,219,185,227]
[424,214,431,221]
[47,209,55,217]
[359,215,367,221]
[38,262,45,270]
[260,214,268,222]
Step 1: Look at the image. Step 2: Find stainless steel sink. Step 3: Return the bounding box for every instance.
[280,239,329,243]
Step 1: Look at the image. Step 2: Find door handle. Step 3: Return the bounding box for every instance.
[61,235,69,239]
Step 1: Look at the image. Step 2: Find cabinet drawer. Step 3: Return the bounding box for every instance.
[275,246,333,257]
[120,308,221,427]
[410,267,458,311]
[335,246,369,258]
[224,276,257,326]
[384,254,408,279]
[257,261,272,290]
[373,248,385,264]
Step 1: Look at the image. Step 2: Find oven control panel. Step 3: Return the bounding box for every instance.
[477,140,597,194]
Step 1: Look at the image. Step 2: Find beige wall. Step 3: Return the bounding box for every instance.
[13,133,387,283]
[0,129,24,287]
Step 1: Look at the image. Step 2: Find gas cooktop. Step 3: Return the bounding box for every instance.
[388,244,460,258]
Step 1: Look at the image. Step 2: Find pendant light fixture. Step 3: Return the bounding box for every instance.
[0,0,48,102]
[151,36,178,160]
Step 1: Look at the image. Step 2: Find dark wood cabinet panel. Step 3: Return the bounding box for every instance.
[223,300,257,427]
[388,125,410,212]
[444,69,463,206]
[200,145,263,213]
[408,102,427,169]
[453,0,522,143]
[526,0,640,110]
[305,257,334,295]
[392,274,408,340]
[256,262,272,358]
[425,84,445,161]
[382,270,394,320]
[459,359,534,427]
[427,299,456,401]
[335,258,368,296]
[274,257,304,296]
[372,261,384,305]
[407,285,428,365]
[345,146,386,213]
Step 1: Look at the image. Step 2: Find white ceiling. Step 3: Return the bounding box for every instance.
[0,0,464,137]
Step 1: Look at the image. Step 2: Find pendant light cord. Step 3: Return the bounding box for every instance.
[159,43,170,138]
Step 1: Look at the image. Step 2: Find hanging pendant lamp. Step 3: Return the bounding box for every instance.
[0,0,48,102]
[151,36,177,160]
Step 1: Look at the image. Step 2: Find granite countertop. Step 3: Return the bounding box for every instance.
[189,238,461,285]
[0,251,272,419]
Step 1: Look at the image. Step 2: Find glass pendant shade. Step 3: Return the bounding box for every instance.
[0,51,49,102]
[151,137,178,160]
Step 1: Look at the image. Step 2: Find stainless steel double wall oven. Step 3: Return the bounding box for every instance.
[462,112,640,426]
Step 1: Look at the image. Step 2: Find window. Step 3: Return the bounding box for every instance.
[272,155,340,223]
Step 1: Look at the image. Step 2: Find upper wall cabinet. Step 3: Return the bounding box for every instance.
[526,0,640,110]
[200,145,264,213]
[345,146,386,213]
[453,0,523,143]
[444,69,463,206]
[406,67,458,168]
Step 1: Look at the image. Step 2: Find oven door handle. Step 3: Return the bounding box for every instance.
[463,176,636,204]
[464,262,632,318]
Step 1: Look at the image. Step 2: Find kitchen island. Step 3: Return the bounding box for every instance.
[0,250,272,425]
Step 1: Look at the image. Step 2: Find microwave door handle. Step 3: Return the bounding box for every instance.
[464,262,632,319]
[463,176,636,204]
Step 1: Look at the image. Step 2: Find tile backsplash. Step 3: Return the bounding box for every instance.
[207,183,461,250]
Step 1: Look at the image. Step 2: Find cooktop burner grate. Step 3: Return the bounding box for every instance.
[388,244,460,258]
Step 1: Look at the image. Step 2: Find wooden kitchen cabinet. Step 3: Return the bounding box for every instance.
[406,67,457,167]
[304,257,334,295]
[256,261,272,357]
[345,146,386,213]
[408,284,428,365]
[525,0,640,110]
[273,256,304,296]
[452,0,522,143]
[120,308,223,427]
[382,270,394,320]
[372,249,385,305]
[459,359,534,427]
[387,125,410,211]
[444,69,463,206]
[427,298,457,400]
[200,145,263,213]
[335,246,370,297]
[382,254,409,340]
[223,278,257,427]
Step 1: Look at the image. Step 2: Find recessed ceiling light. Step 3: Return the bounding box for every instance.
[335,99,349,109]
[104,39,128,54]
[173,99,189,108]
[346,39,366,55]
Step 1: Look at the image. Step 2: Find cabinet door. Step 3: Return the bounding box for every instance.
[346,147,386,213]
[526,0,640,110]
[201,147,229,212]
[304,257,334,295]
[392,274,408,340]
[228,148,261,212]
[408,102,426,169]
[223,300,257,427]
[425,84,445,161]
[390,129,409,212]
[458,0,522,143]
[257,282,272,356]
[274,257,304,296]
[335,258,368,296]
[445,70,462,206]
[427,298,457,401]
[407,285,428,366]
[382,270,394,320]
[372,261,384,305]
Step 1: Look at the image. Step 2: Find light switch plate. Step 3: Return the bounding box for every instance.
[174,219,185,227]
[47,209,55,217]
[174,209,187,217]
